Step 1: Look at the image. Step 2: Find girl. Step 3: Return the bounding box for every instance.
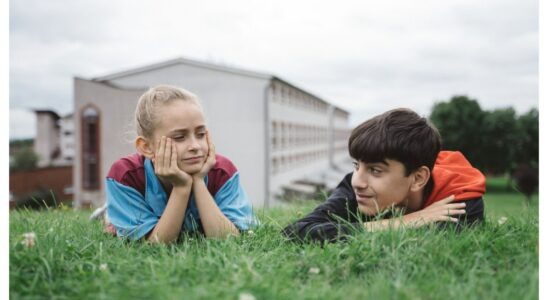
[104,85,256,243]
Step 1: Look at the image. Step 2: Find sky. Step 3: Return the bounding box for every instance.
[8,0,539,139]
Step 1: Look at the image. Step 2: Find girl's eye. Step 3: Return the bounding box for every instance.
[173,135,185,141]
[196,132,206,138]
[352,161,359,170]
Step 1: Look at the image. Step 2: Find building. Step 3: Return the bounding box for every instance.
[34,110,74,167]
[73,57,351,209]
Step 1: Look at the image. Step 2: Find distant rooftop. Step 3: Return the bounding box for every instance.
[89,56,349,115]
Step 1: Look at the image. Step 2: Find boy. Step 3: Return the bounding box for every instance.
[283,108,485,243]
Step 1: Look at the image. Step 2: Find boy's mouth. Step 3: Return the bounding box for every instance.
[355,193,375,204]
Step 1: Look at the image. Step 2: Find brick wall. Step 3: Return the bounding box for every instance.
[10,166,73,202]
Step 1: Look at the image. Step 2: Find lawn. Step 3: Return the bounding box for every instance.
[10,185,538,299]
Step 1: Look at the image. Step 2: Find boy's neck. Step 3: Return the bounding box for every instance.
[405,178,434,212]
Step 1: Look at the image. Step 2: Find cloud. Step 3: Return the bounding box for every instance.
[9,0,538,138]
[9,108,36,140]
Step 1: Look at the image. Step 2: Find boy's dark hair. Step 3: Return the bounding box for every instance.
[348,108,441,176]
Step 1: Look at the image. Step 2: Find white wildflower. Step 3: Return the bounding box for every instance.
[239,292,256,300]
[99,263,108,272]
[498,217,508,225]
[247,230,255,236]
[308,267,320,275]
[21,232,36,248]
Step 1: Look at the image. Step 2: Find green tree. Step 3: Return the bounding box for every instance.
[429,95,486,170]
[481,108,519,174]
[515,108,539,168]
[10,147,38,172]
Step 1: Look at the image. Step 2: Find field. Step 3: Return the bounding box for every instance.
[9,178,538,299]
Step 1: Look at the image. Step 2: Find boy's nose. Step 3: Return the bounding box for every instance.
[351,171,368,190]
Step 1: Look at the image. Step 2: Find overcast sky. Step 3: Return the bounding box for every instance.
[9,0,538,139]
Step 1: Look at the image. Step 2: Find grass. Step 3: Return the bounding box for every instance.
[10,187,538,299]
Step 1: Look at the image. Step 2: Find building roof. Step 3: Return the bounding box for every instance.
[90,56,350,114]
[34,109,61,120]
[92,56,272,82]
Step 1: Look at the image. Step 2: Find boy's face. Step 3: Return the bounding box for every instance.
[351,159,414,216]
[151,100,209,175]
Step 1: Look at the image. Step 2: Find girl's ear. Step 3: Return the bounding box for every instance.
[410,166,430,192]
[135,136,155,159]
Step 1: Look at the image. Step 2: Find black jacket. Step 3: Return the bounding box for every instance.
[282,173,485,243]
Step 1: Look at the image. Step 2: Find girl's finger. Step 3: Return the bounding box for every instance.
[156,137,165,170]
[171,141,178,169]
[164,138,172,170]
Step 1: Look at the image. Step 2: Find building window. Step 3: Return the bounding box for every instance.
[81,106,100,190]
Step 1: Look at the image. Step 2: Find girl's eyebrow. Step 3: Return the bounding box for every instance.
[168,128,189,134]
[169,125,206,134]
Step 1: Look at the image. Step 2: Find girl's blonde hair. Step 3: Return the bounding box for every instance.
[134,85,203,138]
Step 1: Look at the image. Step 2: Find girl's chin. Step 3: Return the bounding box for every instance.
[180,165,203,175]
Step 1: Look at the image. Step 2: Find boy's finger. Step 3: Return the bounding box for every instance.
[436,195,455,205]
[446,209,466,216]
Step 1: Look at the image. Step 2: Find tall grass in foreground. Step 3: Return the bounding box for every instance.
[10,195,538,300]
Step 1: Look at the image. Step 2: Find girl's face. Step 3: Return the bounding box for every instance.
[151,100,209,175]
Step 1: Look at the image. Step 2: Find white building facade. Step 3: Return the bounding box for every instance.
[73,57,351,209]
[34,110,74,167]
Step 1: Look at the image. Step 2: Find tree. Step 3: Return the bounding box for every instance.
[10,147,38,172]
[429,95,486,170]
[481,108,519,174]
[515,108,539,168]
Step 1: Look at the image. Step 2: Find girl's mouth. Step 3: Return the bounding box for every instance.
[183,156,203,164]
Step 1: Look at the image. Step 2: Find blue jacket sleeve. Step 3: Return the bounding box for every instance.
[214,172,258,231]
[106,178,159,240]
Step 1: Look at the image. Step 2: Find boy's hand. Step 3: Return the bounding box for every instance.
[402,195,466,227]
[153,136,192,187]
[193,130,216,180]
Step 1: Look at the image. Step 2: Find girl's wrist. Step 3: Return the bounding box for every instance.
[192,177,206,187]
[172,179,193,190]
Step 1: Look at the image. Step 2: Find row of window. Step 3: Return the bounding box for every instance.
[271,122,328,150]
[270,83,329,113]
[271,149,329,174]
[271,122,351,150]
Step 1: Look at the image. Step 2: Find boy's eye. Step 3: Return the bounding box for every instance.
[352,161,359,170]
[196,132,206,138]
[172,135,186,141]
[369,167,382,175]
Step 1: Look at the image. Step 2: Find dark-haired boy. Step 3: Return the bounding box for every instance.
[283,108,486,243]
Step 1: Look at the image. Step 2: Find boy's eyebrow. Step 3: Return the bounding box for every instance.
[366,160,389,166]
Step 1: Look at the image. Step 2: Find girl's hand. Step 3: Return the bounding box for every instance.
[402,195,466,227]
[193,131,216,180]
[153,136,192,187]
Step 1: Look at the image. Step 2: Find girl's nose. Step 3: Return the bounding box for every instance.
[188,137,201,151]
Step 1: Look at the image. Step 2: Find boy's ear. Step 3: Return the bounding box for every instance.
[135,136,155,159]
[410,166,430,192]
